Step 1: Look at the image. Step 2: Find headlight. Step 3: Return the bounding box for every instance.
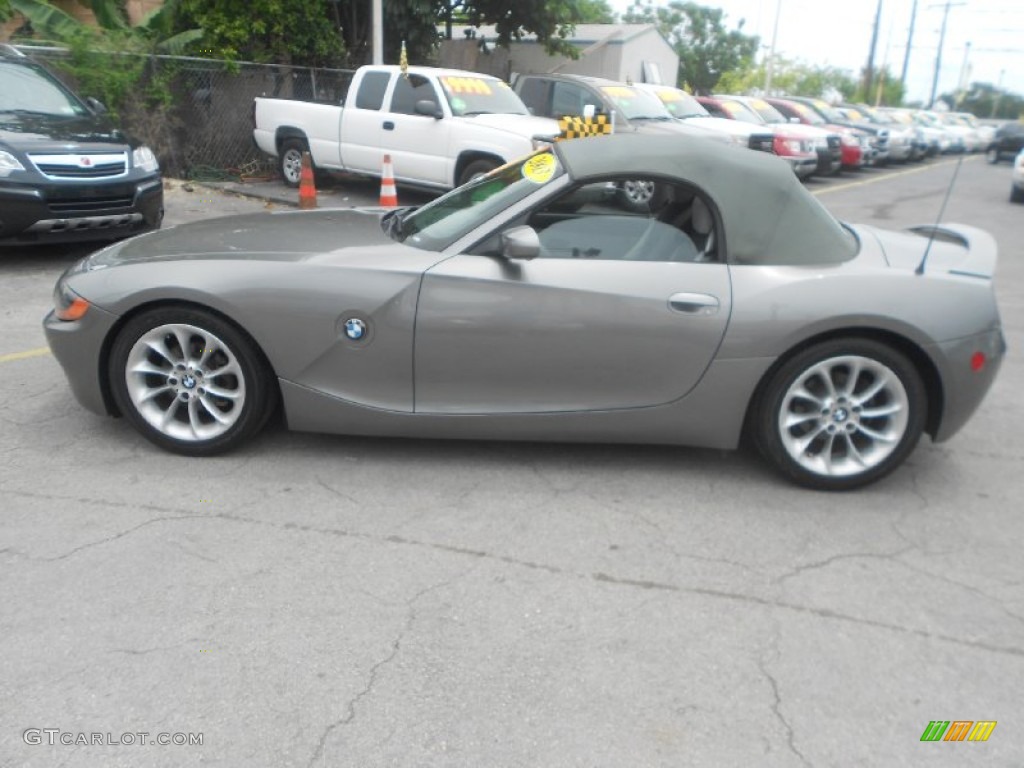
[731,134,748,146]
[132,145,160,172]
[53,280,90,321]
[0,149,26,177]
[773,137,803,155]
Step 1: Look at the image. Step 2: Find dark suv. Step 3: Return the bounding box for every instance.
[0,45,163,246]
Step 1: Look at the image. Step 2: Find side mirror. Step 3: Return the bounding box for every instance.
[500,225,541,260]
[415,99,443,119]
[85,96,107,115]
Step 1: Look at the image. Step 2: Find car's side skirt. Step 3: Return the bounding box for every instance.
[279,356,775,450]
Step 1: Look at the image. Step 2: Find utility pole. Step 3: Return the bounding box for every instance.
[900,0,917,85]
[928,1,965,108]
[955,41,971,106]
[863,0,884,101]
[372,0,383,64]
[764,0,783,93]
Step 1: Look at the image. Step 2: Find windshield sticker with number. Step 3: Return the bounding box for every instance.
[441,77,494,95]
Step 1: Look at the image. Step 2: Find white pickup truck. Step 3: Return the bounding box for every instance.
[253,65,561,190]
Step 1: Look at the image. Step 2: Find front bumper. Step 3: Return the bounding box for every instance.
[0,175,163,246]
[44,302,121,416]
[784,155,818,179]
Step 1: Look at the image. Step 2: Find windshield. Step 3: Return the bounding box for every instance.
[716,99,764,124]
[598,85,673,120]
[0,61,88,116]
[438,75,529,116]
[742,97,787,124]
[650,87,708,118]
[809,99,845,123]
[787,101,825,125]
[387,149,564,251]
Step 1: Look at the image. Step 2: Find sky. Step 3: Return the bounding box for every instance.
[607,0,1024,104]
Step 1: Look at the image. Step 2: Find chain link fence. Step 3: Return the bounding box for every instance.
[16,46,354,180]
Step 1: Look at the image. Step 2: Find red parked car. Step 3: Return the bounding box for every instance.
[696,95,818,179]
[766,97,869,170]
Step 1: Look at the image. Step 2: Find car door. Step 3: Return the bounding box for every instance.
[382,73,451,186]
[413,178,732,414]
[338,69,391,174]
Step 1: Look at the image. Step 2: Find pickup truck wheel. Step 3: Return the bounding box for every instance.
[458,159,498,186]
[279,139,308,187]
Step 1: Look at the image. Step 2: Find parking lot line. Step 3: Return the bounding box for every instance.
[813,156,978,196]
[0,347,52,364]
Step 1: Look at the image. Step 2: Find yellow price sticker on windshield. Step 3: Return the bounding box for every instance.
[441,76,493,95]
[522,153,556,183]
[750,98,769,110]
[656,89,683,102]
[601,86,635,98]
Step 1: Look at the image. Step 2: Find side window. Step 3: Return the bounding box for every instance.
[511,179,719,263]
[701,100,728,119]
[551,82,587,118]
[354,71,390,110]
[517,78,549,116]
[390,74,438,116]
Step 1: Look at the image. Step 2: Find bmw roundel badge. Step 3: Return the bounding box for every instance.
[344,318,367,341]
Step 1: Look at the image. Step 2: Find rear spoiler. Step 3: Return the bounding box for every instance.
[906,222,997,279]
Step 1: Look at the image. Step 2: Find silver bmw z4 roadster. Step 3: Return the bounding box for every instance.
[45,134,1005,490]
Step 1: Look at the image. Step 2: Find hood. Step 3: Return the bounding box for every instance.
[0,110,127,150]
[858,223,997,278]
[769,122,832,140]
[682,115,765,138]
[87,208,395,269]
[630,118,732,144]
[465,112,561,139]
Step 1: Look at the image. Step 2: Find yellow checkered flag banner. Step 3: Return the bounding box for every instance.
[557,115,614,140]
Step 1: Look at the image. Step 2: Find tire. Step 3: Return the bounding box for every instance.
[279,138,308,188]
[752,338,927,490]
[614,181,655,214]
[109,306,277,456]
[986,146,1001,164]
[1011,185,1024,204]
[458,158,499,186]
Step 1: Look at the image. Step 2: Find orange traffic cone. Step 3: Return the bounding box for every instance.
[379,154,398,208]
[298,151,317,210]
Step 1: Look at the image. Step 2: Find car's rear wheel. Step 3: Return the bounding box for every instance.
[279,138,308,187]
[109,307,276,456]
[1011,185,1024,204]
[753,339,926,490]
[985,146,1001,164]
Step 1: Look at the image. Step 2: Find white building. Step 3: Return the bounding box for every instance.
[439,24,679,86]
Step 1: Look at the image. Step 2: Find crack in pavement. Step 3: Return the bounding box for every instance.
[7,489,1023,660]
[306,571,472,768]
[757,655,812,767]
[773,546,916,586]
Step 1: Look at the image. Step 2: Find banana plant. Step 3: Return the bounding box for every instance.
[9,0,201,54]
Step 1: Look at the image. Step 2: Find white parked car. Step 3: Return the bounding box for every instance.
[1012,149,1024,203]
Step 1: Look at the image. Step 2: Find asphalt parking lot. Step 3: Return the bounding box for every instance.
[1,155,1022,767]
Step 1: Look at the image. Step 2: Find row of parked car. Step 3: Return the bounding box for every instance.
[507,72,1015,187]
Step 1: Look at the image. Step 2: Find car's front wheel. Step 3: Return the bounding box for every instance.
[1011,184,1024,204]
[458,158,499,186]
[109,306,277,456]
[752,339,927,490]
[986,146,1001,164]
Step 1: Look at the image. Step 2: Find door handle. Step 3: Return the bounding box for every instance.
[383,121,395,130]
[669,292,720,315]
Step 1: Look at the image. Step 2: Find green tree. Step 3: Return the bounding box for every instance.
[623,0,758,94]
[177,0,344,66]
[717,55,858,100]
